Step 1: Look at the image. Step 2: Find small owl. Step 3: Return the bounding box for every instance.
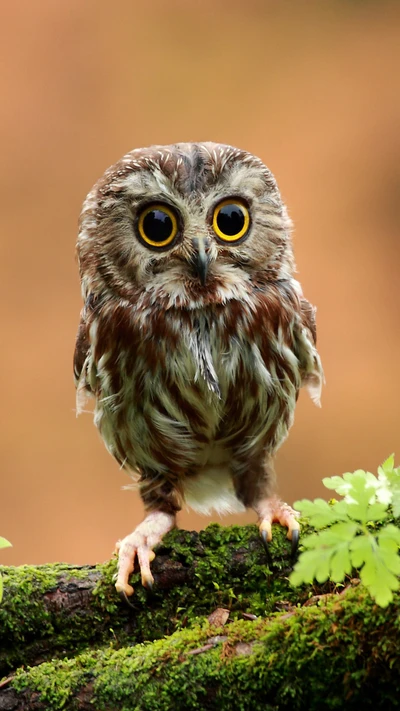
[74,142,323,599]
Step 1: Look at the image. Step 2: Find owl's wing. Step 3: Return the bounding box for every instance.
[73,300,96,413]
[73,314,90,385]
[297,297,324,406]
[300,298,317,344]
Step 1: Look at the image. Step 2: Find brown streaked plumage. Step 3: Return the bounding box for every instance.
[74,142,323,597]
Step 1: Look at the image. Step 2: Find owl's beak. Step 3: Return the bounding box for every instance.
[191,237,209,286]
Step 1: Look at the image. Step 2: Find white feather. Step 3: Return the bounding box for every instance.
[183,466,246,516]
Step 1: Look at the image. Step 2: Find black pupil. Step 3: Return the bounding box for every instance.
[217,204,245,236]
[143,209,173,242]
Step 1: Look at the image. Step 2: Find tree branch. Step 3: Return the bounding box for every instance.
[1,523,399,710]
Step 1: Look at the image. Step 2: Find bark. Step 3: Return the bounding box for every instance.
[0,523,399,710]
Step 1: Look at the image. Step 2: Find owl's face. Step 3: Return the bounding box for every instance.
[78,142,294,308]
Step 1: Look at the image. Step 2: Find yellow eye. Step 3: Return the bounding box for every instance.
[137,204,178,248]
[212,199,250,243]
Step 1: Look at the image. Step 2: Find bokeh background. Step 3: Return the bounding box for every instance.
[1,0,399,566]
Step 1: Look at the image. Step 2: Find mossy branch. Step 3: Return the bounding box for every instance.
[1,523,399,710]
[2,586,400,710]
[0,524,300,677]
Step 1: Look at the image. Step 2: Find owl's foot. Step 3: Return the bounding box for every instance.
[256,496,300,558]
[115,511,175,598]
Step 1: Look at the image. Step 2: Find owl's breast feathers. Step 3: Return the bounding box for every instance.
[74,279,322,502]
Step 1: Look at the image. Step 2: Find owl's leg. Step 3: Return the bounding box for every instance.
[255,496,300,557]
[115,510,175,598]
[233,459,300,557]
[115,477,180,599]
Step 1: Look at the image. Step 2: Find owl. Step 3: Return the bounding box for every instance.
[74,142,323,600]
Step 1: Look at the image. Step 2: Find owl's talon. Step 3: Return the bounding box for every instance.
[290,528,300,558]
[115,580,134,597]
[141,569,155,591]
[259,520,272,542]
[260,530,273,565]
[118,589,138,610]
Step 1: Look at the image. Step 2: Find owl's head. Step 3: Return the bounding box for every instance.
[78,142,294,308]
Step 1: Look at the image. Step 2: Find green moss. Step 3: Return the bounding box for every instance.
[0,564,59,640]
[10,587,400,710]
[0,562,118,675]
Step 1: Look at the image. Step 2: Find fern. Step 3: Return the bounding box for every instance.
[290,455,400,607]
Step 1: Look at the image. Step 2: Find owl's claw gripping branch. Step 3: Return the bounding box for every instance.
[257,497,300,560]
[115,511,175,597]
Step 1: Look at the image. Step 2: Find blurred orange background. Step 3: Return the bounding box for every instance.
[1,0,399,566]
